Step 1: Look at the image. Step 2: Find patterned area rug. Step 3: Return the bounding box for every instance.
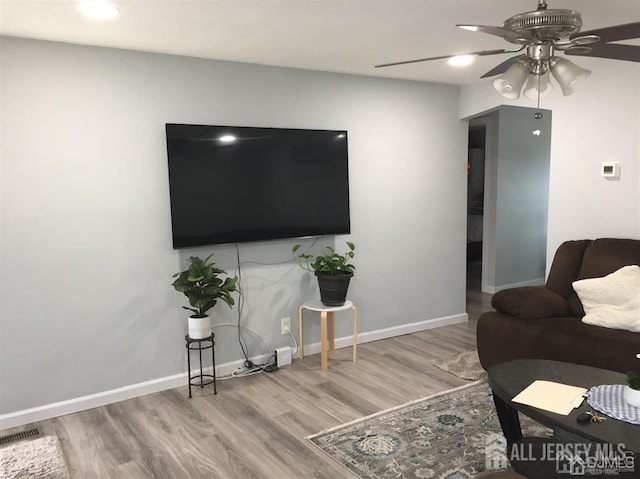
[432,351,486,381]
[0,436,70,479]
[307,381,548,479]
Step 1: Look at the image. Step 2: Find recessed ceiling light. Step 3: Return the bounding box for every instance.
[219,135,237,143]
[448,55,474,67]
[76,0,119,21]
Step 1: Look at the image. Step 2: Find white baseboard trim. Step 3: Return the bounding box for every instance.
[298,312,468,357]
[0,373,182,430]
[0,352,271,431]
[0,313,467,430]
[482,278,545,294]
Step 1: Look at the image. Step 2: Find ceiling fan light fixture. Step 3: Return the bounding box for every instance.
[76,0,119,20]
[493,60,529,99]
[375,1,640,96]
[523,72,553,99]
[448,55,475,67]
[550,57,591,96]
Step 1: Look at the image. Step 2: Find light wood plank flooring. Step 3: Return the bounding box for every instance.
[5,289,492,478]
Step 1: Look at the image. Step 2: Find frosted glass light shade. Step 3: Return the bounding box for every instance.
[76,0,119,20]
[493,61,529,99]
[448,55,475,67]
[550,57,591,96]
[523,73,553,100]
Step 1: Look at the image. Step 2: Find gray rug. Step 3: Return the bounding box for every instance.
[0,436,70,479]
[432,350,486,381]
[307,381,548,479]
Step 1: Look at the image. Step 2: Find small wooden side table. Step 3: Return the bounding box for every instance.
[298,299,358,371]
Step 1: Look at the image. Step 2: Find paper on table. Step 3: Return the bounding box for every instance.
[512,380,587,415]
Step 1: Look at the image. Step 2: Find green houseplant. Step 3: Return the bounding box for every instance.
[625,371,640,408]
[292,241,355,306]
[172,254,238,338]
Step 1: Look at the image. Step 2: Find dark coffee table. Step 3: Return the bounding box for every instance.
[488,359,640,478]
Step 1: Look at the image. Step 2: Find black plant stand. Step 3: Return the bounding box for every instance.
[185,333,216,398]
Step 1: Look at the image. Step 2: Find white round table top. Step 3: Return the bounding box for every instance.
[302,299,354,312]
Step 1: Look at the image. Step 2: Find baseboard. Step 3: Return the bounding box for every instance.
[0,313,467,430]
[482,277,544,294]
[0,352,272,430]
[298,312,468,357]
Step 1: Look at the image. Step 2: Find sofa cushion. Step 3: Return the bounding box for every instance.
[492,286,571,319]
[573,265,640,333]
[569,238,640,316]
[545,239,591,298]
[477,312,640,373]
[578,238,640,279]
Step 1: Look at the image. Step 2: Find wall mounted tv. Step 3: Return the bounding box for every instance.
[165,123,350,248]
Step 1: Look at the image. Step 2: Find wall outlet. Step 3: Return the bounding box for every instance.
[281,317,291,335]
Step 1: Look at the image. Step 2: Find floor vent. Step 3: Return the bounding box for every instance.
[0,427,41,446]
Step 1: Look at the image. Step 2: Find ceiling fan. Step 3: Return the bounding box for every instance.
[376,0,640,99]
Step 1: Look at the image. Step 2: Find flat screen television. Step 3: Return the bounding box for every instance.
[165,123,350,248]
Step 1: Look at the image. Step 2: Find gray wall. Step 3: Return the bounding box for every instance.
[470,106,551,292]
[0,37,467,415]
[495,106,551,287]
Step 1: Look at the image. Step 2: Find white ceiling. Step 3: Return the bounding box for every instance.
[1,0,638,85]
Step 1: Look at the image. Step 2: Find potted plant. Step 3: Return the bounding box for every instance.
[292,241,355,307]
[625,371,640,408]
[172,254,238,339]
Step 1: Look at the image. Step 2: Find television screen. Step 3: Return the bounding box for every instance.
[166,124,350,248]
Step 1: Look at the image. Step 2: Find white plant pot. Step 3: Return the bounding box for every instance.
[188,315,212,339]
[624,386,640,408]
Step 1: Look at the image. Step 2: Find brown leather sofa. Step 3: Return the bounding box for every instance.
[477,238,640,374]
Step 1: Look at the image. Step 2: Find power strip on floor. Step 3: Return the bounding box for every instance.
[275,346,292,367]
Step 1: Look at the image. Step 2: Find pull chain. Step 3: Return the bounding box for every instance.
[534,74,543,120]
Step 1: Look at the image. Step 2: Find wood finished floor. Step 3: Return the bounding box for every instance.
[6,286,492,478]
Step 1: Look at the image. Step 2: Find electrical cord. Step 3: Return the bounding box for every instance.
[238,236,321,267]
[224,237,320,373]
[235,237,321,286]
[211,322,299,379]
[234,245,252,368]
[216,365,269,381]
[288,329,298,356]
[212,323,274,355]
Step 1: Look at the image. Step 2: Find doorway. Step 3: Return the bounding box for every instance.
[466,125,486,292]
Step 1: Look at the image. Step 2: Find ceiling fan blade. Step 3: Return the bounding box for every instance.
[457,24,531,43]
[374,48,518,68]
[564,42,640,62]
[480,55,525,78]
[573,22,640,43]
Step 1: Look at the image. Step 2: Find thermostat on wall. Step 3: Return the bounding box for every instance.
[601,162,619,179]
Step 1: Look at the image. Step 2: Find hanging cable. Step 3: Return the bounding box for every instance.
[228,237,321,369]
[288,330,299,356]
[212,323,274,357]
[234,244,252,367]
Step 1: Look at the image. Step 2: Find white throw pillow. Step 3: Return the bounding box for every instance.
[573,265,640,333]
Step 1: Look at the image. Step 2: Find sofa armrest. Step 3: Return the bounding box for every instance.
[491,286,572,319]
